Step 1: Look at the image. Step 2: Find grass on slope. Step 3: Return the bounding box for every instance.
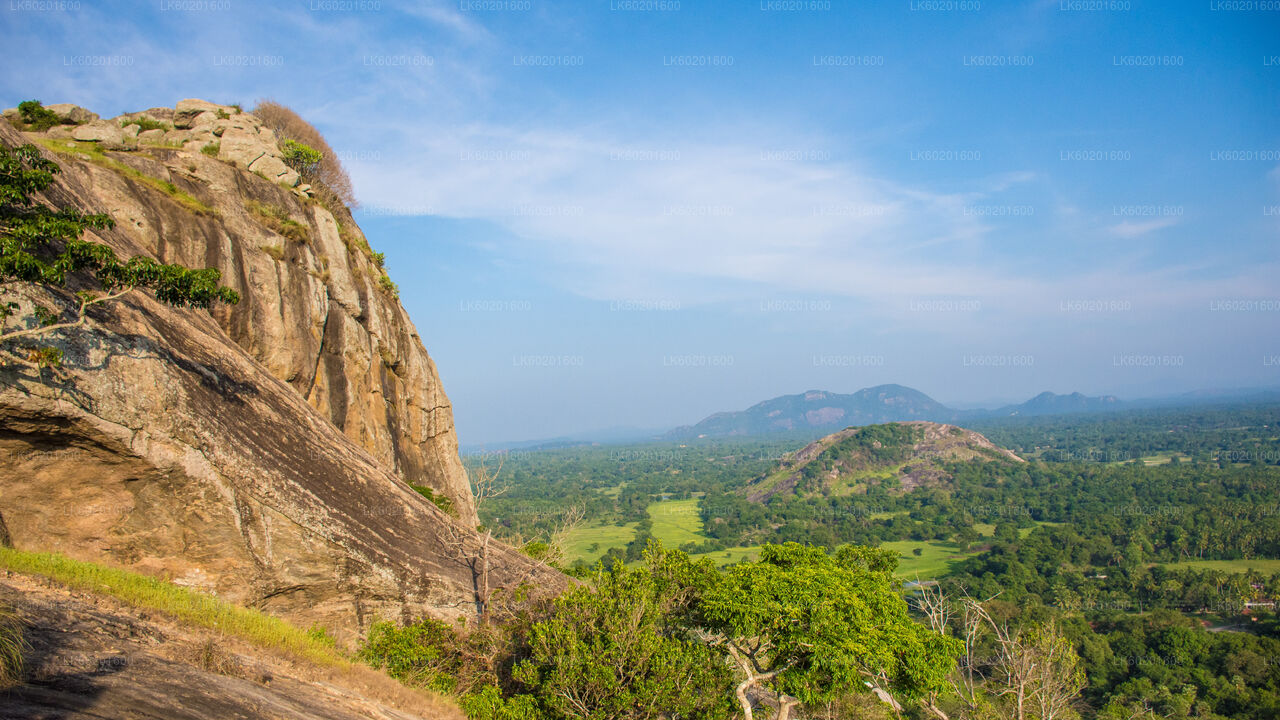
[35,137,216,215]
[0,547,344,668]
[0,601,24,689]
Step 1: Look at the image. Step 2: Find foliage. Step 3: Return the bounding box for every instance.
[16,100,65,132]
[410,483,457,516]
[123,116,170,132]
[0,142,237,368]
[281,139,323,175]
[252,100,358,209]
[201,142,220,157]
[378,270,399,298]
[359,619,473,694]
[700,543,961,715]
[509,551,737,720]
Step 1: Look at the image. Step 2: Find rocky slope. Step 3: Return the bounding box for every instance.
[0,572,462,720]
[0,102,563,637]
[745,421,1023,502]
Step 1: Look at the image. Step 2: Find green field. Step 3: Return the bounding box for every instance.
[1159,558,1280,575]
[879,540,981,580]
[689,545,764,567]
[647,498,706,547]
[562,521,638,565]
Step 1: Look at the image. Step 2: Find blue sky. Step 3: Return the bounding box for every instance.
[4,0,1278,444]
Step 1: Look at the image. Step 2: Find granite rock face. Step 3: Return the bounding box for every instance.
[0,109,555,637]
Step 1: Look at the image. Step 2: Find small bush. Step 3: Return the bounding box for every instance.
[281,139,323,174]
[124,117,170,132]
[409,484,455,516]
[261,245,284,261]
[17,100,64,132]
[378,272,399,298]
[371,250,386,269]
[201,142,220,157]
[216,109,230,120]
[0,602,27,689]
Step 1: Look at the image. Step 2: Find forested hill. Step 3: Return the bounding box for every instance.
[745,421,1023,502]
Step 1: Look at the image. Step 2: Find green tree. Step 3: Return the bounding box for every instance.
[511,555,736,720]
[0,143,238,368]
[698,543,962,720]
[280,139,323,175]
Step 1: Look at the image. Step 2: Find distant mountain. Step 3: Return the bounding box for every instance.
[743,421,1023,503]
[663,385,956,440]
[988,391,1122,418]
[667,386,1134,440]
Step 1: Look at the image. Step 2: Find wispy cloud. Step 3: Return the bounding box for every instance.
[1107,217,1179,239]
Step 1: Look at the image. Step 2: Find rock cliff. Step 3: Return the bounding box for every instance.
[0,102,562,637]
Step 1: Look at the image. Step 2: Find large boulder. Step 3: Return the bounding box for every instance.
[174,98,230,128]
[71,120,125,146]
[249,153,301,187]
[44,103,99,124]
[217,126,268,168]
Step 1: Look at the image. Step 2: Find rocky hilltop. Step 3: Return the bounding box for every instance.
[0,101,563,637]
[745,421,1023,502]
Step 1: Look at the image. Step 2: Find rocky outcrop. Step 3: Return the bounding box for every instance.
[0,106,557,636]
[0,573,464,719]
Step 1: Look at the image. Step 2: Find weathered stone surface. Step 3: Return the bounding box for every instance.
[71,120,125,145]
[217,126,268,168]
[0,574,464,719]
[45,102,99,124]
[249,153,301,187]
[137,128,166,142]
[0,113,535,637]
[161,129,191,145]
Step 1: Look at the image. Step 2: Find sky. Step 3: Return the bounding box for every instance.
[3,0,1278,445]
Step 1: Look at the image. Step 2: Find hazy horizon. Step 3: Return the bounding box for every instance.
[5,1,1277,445]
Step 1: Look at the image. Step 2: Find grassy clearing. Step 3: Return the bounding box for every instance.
[647,498,705,548]
[35,138,215,216]
[562,521,638,565]
[1159,558,1280,575]
[0,547,344,668]
[689,545,764,567]
[879,540,981,580]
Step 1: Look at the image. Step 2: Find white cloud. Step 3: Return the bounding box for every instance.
[1107,217,1179,238]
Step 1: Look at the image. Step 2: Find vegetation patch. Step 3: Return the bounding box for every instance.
[200,142,219,157]
[122,117,170,132]
[13,100,74,132]
[35,137,215,215]
[245,199,310,243]
[0,601,27,689]
[0,547,346,668]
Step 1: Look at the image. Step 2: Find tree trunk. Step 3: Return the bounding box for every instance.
[735,677,755,720]
[480,529,491,625]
